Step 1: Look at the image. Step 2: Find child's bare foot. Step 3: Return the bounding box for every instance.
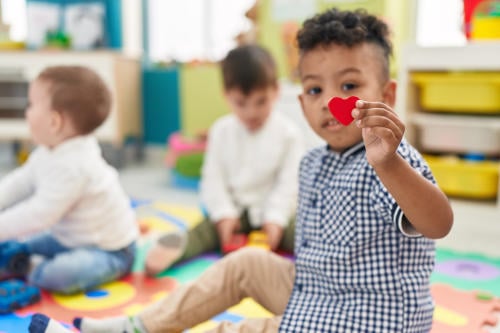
[144,231,186,276]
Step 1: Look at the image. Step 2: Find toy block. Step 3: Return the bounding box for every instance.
[222,234,248,254]
[0,279,40,313]
[247,231,270,250]
[222,231,271,254]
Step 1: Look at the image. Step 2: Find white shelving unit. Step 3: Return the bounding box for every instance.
[396,43,500,256]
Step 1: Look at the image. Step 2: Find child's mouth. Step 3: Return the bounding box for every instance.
[322,118,341,130]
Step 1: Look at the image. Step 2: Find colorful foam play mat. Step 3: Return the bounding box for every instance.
[1,199,500,332]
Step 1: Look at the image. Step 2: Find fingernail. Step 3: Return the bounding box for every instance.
[356,100,363,107]
[351,108,359,118]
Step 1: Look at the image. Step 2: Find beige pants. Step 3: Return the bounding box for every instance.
[140,248,295,333]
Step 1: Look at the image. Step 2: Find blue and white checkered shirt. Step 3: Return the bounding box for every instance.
[279,140,436,333]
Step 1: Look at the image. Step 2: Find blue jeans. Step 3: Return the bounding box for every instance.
[24,233,135,294]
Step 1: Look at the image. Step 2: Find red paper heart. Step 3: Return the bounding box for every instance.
[328,96,360,126]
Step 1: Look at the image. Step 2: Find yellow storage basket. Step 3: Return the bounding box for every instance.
[424,155,499,199]
[472,16,500,39]
[412,72,500,113]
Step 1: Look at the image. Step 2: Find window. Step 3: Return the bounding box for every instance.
[416,0,467,46]
[1,0,27,42]
[147,0,256,63]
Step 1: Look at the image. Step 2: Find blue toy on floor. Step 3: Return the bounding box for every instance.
[0,241,30,280]
[0,242,39,313]
[0,279,40,313]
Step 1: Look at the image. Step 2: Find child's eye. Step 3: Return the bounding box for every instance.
[341,83,357,91]
[306,87,322,95]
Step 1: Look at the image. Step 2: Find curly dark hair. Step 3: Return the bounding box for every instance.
[297,8,392,79]
[221,44,277,96]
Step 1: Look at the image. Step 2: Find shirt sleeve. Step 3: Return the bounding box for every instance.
[0,163,86,241]
[262,128,304,227]
[371,142,436,238]
[0,159,35,211]
[200,125,239,222]
[391,205,421,237]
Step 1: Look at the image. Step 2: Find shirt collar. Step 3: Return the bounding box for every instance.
[323,141,365,159]
[45,135,99,156]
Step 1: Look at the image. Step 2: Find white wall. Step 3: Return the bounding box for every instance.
[121,0,143,57]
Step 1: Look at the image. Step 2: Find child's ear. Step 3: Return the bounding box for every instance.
[382,79,397,107]
[49,110,64,134]
[298,93,305,113]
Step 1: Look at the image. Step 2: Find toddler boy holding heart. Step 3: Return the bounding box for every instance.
[280,7,453,332]
[30,7,453,333]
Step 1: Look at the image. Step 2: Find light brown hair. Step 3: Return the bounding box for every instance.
[37,65,111,135]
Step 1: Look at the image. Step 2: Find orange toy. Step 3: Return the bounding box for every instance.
[431,283,500,333]
[222,231,270,254]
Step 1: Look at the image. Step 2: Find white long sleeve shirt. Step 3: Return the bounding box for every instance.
[200,111,305,228]
[0,136,138,250]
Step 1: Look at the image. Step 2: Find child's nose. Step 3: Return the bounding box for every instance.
[245,108,260,119]
[321,95,332,112]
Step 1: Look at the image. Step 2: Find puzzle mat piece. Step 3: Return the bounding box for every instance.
[0,293,272,333]
[159,253,221,283]
[0,313,78,333]
[0,255,268,333]
[432,248,500,296]
[0,313,34,333]
[431,283,500,333]
[135,205,500,332]
[0,200,272,332]
[136,200,205,232]
[189,298,273,332]
[0,273,177,332]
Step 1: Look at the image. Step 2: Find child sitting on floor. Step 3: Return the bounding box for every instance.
[144,44,305,275]
[29,7,453,333]
[0,65,139,295]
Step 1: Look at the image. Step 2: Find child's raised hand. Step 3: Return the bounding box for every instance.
[352,100,405,167]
